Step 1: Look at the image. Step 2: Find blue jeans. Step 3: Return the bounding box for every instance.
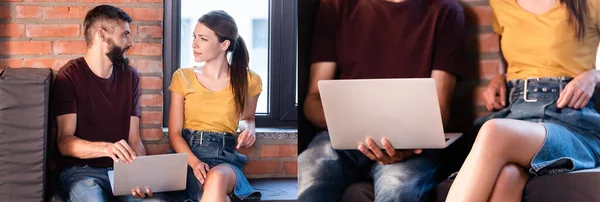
[298,131,441,202]
[59,165,171,202]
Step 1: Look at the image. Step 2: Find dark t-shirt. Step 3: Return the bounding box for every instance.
[310,0,466,79]
[53,57,141,168]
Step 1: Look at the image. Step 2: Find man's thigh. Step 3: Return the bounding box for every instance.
[370,150,442,202]
[59,166,112,202]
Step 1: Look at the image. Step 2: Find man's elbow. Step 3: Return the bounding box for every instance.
[57,136,73,157]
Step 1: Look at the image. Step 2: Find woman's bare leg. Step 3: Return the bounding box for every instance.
[446,119,546,202]
[489,163,529,202]
[200,164,237,202]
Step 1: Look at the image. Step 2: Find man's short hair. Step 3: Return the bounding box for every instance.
[83,5,132,47]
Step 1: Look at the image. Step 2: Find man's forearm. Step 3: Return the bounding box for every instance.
[304,94,327,129]
[58,135,111,159]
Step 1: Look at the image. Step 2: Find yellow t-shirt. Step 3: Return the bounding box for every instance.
[169,68,262,134]
[491,0,600,80]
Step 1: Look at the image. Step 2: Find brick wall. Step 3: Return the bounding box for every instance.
[0,0,166,155]
[0,0,297,179]
[443,2,499,133]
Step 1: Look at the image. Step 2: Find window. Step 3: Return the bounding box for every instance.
[164,0,297,128]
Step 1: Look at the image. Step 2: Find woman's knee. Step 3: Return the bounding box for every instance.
[476,119,515,148]
[206,165,236,182]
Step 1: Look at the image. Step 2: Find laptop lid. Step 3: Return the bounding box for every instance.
[109,153,188,196]
[318,78,448,149]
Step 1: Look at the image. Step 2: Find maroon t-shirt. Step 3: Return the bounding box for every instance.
[53,57,141,168]
[311,0,466,79]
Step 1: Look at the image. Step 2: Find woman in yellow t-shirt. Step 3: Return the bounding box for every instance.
[168,10,262,202]
[447,0,600,201]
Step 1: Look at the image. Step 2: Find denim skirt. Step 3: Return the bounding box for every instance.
[474,77,600,177]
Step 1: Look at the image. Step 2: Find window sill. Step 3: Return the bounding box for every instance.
[161,127,298,140]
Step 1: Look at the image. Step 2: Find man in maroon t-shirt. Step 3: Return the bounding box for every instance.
[298,0,466,201]
[53,5,168,202]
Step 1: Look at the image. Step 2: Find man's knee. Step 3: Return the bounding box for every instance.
[372,165,438,202]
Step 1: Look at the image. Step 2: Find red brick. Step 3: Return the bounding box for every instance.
[129,43,162,56]
[0,7,11,19]
[53,41,87,55]
[259,145,297,157]
[26,24,80,37]
[141,111,162,125]
[138,25,162,38]
[479,60,501,80]
[141,128,163,141]
[23,58,70,71]
[472,6,492,26]
[24,58,73,72]
[122,8,163,21]
[43,6,89,19]
[0,59,22,68]
[15,6,42,19]
[244,160,282,174]
[134,60,162,73]
[138,0,162,2]
[23,58,54,69]
[237,147,255,158]
[0,41,52,55]
[81,0,133,2]
[140,76,162,90]
[144,143,171,155]
[0,24,25,37]
[140,94,163,107]
[283,161,297,174]
[479,33,500,53]
[24,0,77,1]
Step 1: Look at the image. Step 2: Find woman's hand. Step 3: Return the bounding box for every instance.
[483,74,507,111]
[557,70,598,109]
[237,129,256,149]
[192,161,210,184]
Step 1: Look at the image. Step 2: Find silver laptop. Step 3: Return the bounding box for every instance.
[108,153,188,196]
[318,78,462,150]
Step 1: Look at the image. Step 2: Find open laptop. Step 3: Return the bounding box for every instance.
[318,78,462,150]
[108,153,188,196]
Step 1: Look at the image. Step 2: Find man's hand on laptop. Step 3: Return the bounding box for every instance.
[358,137,422,165]
[105,139,136,163]
[192,161,211,184]
[132,187,154,198]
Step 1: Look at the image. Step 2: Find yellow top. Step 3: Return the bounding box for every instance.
[491,0,600,80]
[169,68,262,134]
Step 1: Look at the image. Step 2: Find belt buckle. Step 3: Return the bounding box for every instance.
[524,77,539,102]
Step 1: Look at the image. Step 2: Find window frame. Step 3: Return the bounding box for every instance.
[163,0,298,128]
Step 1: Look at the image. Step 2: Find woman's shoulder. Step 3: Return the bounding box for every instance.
[173,67,194,78]
[247,69,262,83]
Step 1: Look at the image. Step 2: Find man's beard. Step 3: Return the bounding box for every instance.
[105,38,130,68]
